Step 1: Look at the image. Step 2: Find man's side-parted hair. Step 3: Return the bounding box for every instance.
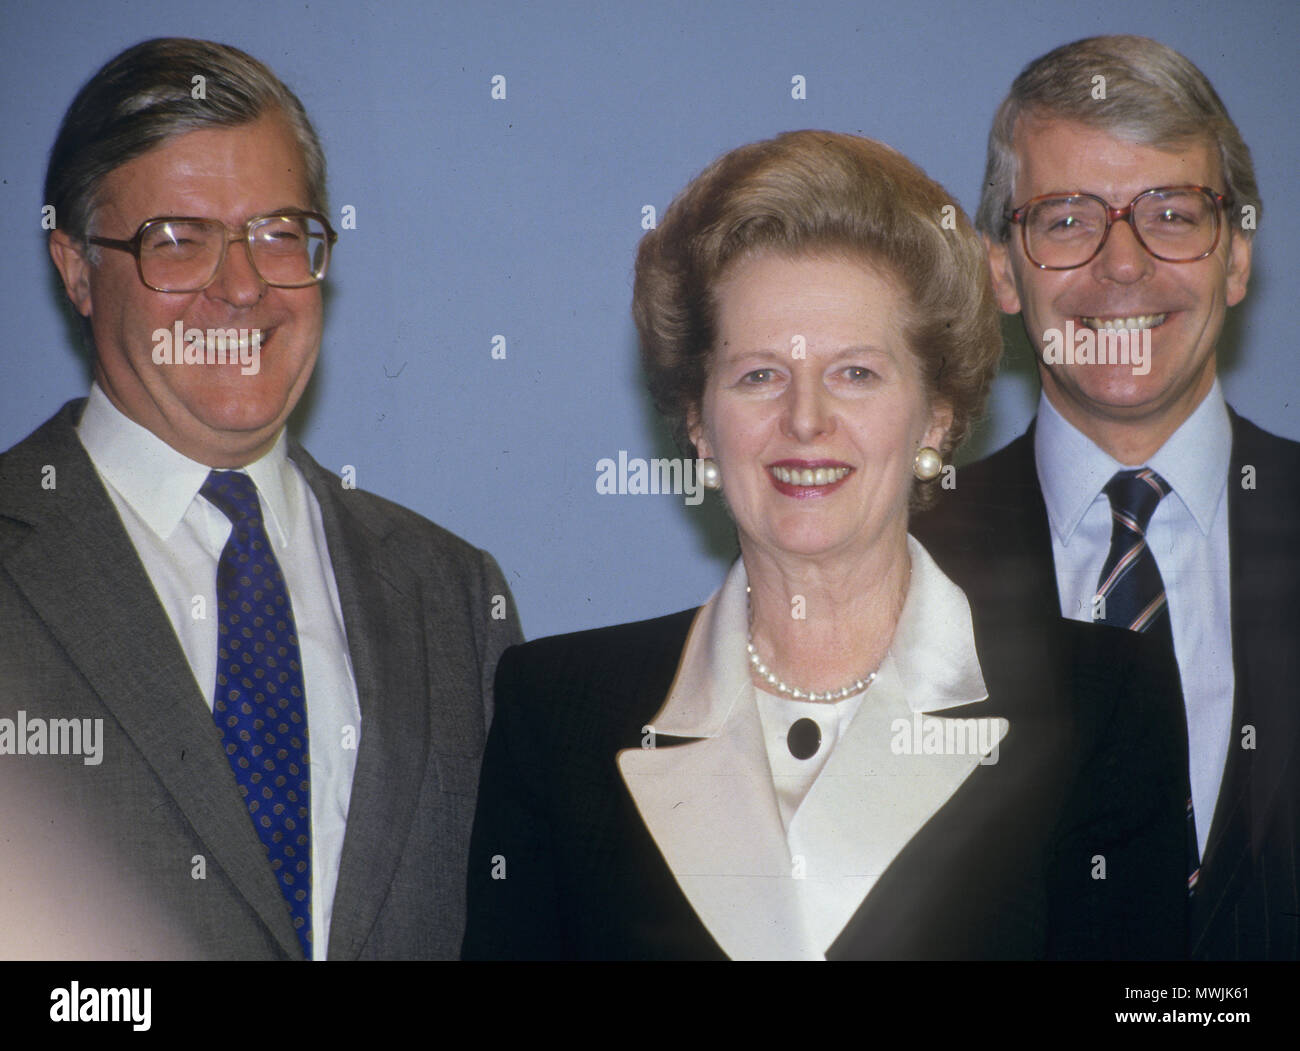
[45,37,328,248]
[977,35,1260,243]
[633,130,1001,509]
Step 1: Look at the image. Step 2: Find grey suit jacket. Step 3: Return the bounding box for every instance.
[0,399,522,959]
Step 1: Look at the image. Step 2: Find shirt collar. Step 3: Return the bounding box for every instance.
[649,536,988,738]
[1147,380,1232,535]
[1034,378,1231,542]
[76,382,296,545]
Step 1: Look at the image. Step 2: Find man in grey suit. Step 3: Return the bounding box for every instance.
[0,37,521,959]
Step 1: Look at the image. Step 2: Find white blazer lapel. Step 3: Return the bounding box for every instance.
[617,561,814,959]
[787,538,1006,951]
[618,539,1006,960]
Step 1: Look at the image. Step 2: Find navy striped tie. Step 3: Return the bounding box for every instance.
[1096,468,1199,897]
[1096,468,1172,643]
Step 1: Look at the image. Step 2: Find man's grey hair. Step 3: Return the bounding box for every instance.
[45,37,328,249]
[976,35,1259,243]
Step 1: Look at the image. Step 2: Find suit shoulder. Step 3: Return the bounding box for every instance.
[337,483,486,558]
[1228,412,1300,538]
[953,430,1035,490]
[1231,411,1300,474]
[501,609,696,686]
[912,431,1043,578]
[0,401,83,483]
[291,442,500,573]
[491,609,696,752]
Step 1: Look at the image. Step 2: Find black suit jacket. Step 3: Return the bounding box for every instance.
[912,411,1300,959]
[463,596,1187,960]
[0,400,522,958]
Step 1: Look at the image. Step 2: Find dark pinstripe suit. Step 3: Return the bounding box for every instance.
[913,411,1300,959]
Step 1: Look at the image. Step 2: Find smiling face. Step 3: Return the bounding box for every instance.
[49,113,324,467]
[689,251,951,566]
[987,117,1251,452]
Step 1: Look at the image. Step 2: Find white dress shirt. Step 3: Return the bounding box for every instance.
[1034,382,1233,857]
[618,537,1002,959]
[77,383,361,959]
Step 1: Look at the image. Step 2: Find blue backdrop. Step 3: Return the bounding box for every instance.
[2,0,1295,638]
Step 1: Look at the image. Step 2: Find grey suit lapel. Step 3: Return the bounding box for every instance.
[0,401,303,957]
[290,446,431,959]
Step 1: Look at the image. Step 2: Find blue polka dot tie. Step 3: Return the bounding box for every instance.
[1096,468,1199,898]
[202,470,313,958]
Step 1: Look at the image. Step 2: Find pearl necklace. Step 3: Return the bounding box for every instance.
[746,637,876,701]
[742,572,906,703]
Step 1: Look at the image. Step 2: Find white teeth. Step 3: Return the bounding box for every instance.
[1081,314,1167,330]
[195,333,263,353]
[201,339,257,353]
[771,465,850,486]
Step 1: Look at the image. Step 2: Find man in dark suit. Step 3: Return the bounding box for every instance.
[0,38,521,959]
[914,35,1300,959]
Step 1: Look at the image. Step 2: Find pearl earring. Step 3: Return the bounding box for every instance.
[699,458,721,490]
[913,446,943,481]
